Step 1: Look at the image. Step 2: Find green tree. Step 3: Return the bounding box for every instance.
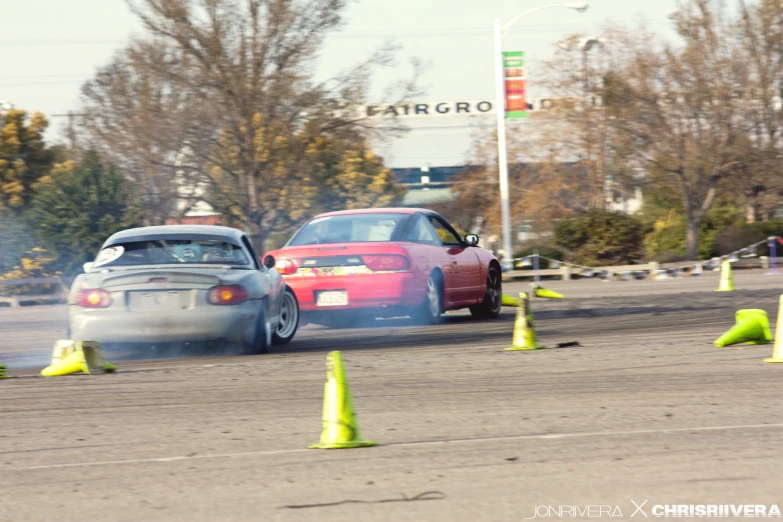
[311,136,405,212]
[0,215,36,274]
[0,109,55,214]
[28,151,141,274]
[200,124,405,248]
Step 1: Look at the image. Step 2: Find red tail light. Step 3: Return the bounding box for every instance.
[77,289,112,308]
[276,258,299,276]
[362,255,410,272]
[208,285,248,305]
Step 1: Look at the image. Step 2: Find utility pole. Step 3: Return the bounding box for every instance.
[493,2,589,271]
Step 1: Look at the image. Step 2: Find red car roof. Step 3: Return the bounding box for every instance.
[312,208,427,218]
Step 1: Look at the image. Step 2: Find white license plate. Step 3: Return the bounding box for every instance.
[316,291,348,307]
[129,290,188,311]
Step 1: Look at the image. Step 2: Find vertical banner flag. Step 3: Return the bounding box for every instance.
[503,51,527,118]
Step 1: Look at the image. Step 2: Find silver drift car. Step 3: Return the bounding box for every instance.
[68,225,299,354]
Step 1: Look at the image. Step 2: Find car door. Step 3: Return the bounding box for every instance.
[425,215,482,304]
[403,214,455,304]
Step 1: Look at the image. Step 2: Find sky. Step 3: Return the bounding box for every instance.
[1,0,681,168]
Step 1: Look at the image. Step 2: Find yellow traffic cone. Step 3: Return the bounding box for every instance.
[506,292,545,351]
[49,340,75,366]
[532,284,564,299]
[309,351,376,449]
[716,259,734,292]
[714,309,772,347]
[81,341,116,373]
[764,296,783,363]
[0,365,7,379]
[41,341,116,377]
[501,294,520,307]
[41,350,89,377]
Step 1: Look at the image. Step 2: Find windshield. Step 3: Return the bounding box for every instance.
[93,239,250,268]
[287,213,410,246]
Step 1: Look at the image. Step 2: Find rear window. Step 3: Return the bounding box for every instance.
[93,239,250,268]
[287,213,410,246]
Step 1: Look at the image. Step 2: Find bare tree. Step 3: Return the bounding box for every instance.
[602,0,744,259]
[732,0,783,222]
[115,0,417,250]
[79,40,205,225]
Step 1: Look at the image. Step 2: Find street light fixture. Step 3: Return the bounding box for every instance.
[559,37,604,96]
[494,2,589,271]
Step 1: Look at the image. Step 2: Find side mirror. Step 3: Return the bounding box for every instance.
[83,262,94,273]
[263,255,276,269]
[465,234,480,247]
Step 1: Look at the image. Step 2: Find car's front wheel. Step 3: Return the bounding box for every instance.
[272,287,299,345]
[470,265,502,319]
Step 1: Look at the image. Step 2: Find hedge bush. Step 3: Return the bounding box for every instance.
[644,207,740,260]
[554,211,646,266]
[714,221,783,257]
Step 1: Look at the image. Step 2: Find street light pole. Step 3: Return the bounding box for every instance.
[494,2,589,271]
[493,18,513,272]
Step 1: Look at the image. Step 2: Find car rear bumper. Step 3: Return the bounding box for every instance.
[284,272,424,311]
[68,300,261,345]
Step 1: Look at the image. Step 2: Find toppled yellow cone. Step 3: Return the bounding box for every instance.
[714,310,771,348]
[501,294,521,307]
[41,341,116,377]
[533,284,563,299]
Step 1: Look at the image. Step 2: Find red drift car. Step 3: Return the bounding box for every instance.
[264,208,502,327]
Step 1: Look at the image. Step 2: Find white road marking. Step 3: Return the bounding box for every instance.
[385,422,783,448]
[10,422,783,471]
[11,448,312,471]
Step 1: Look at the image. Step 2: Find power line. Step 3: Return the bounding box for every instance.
[0,38,124,47]
[0,80,83,87]
[328,20,671,38]
[0,18,671,47]
[3,74,86,80]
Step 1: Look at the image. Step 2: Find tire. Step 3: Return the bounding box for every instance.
[272,287,299,345]
[241,302,269,355]
[413,272,443,325]
[470,265,502,319]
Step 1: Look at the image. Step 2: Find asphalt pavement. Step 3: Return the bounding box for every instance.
[2,269,782,521]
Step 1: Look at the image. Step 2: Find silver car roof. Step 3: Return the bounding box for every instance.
[102,225,246,248]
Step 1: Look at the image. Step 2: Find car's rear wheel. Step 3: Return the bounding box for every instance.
[272,287,299,345]
[241,303,268,355]
[470,265,502,319]
[413,272,443,324]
